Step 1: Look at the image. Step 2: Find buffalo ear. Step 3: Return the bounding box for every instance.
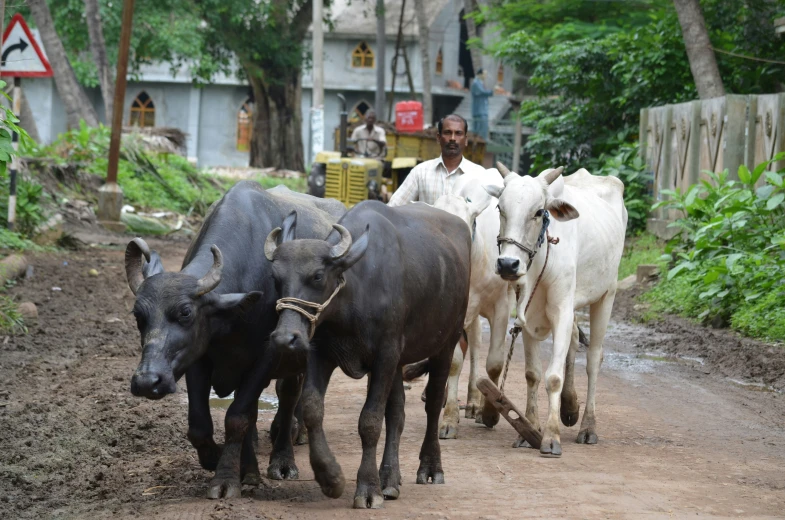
[335,224,369,271]
[143,250,165,278]
[546,198,579,221]
[211,291,263,316]
[281,211,297,242]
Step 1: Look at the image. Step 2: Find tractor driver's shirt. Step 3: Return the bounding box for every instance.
[351,124,387,158]
[388,156,486,207]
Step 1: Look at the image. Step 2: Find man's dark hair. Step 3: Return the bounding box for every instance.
[477,68,484,75]
[437,114,468,135]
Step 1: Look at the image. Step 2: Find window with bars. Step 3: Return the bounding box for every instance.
[352,41,374,68]
[237,101,253,152]
[435,48,443,75]
[129,91,155,127]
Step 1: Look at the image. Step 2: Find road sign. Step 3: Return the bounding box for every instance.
[1,14,53,77]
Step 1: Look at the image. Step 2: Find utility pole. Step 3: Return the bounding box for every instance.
[310,0,324,163]
[98,0,135,229]
[375,0,386,120]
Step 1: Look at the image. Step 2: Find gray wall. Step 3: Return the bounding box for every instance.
[196,85,253,167]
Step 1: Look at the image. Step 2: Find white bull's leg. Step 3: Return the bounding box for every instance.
[540,305,574,457]
[438,341,465,439]
[464,317,483,419]
[560,318,581,428]
[512,328,541,449]
[577,290,615,445]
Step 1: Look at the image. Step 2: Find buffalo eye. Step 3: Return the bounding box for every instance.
[178,306,193,324]
[313,272,324,283]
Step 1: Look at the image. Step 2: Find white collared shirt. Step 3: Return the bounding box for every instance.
[388,156,487,207]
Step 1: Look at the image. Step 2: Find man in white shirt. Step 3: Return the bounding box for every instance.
[388,114,488,207]
[350,109,387,159]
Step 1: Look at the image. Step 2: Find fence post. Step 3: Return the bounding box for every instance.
[775,93,785,172]
[658,105,673,220]
[687,100,702,187]
[639,108,649,162]
[745,95,758,172]
[724,95,748,180]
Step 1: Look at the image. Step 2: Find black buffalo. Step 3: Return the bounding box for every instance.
[265,200,472,508]
[125,181,343,499]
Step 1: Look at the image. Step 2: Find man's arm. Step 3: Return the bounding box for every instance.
[387,166,420,207]
[472,80,494,97]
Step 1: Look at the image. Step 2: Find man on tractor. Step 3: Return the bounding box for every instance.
[351,109,387,159]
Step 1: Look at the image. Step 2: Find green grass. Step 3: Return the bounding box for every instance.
[254,175,307,193]
[618,233,664,280]
[0,294,26,334]
[731,291,785,342]
[0,228,47,251]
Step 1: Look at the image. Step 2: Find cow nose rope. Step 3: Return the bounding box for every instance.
[498,233,558,396]
[275,276,346,340]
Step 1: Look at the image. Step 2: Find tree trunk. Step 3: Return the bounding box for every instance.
[28,0,99,128]
[84,0,114,122]
[463,0,483,80]
[414,0,432,126]
[673,0,725,99]
[248,70,305,171]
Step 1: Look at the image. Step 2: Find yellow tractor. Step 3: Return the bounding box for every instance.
[308,94,485,207]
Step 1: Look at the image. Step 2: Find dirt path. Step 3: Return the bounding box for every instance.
[1,246,784,519]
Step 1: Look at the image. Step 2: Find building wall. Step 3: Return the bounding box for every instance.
[196,85,253,167]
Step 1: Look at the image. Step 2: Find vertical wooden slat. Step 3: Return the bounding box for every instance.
[724,95,748,181]
[687,100,702,188]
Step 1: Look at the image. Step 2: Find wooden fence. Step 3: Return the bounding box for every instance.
[640,93,785,233]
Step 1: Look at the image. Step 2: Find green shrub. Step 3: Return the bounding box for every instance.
[618,233,663,280]
[650,154,785,340]
[0,294,26,334]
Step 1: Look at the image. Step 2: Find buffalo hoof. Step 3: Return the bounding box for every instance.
[267,458,299,480]
[195,443,222,471]
[576,429,598,444]
[512,434,537,449]
[438,422,457,439]
[380,465,401,500]
[206,476,242,499]
[353,486,384,509]
[315,465,345,499]
[242,469,261,486]
[464,401,481,419]
[294,426,308,446]
[539,438,562,457]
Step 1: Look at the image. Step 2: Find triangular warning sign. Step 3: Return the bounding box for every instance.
[1,14,53,77]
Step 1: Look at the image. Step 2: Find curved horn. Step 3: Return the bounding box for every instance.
[542,166,565,186]
[125,237,151,295]
[496,161,512,178]
[265,227,282,261]
[330,224,353,259]
[195,245,223,296]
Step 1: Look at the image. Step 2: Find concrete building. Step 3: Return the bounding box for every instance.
[20,0,512,167]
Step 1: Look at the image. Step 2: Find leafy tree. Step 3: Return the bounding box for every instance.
[192,0,322,170]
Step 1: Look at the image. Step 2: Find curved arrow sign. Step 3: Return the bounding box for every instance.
[1,14,53,77]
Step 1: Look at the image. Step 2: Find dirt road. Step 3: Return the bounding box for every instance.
[1,245,784,519]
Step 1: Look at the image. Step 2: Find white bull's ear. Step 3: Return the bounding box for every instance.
[483,184,504,199]
[546,197,580,221]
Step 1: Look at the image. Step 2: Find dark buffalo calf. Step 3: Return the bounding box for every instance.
[125,181,343,499]
[265,200,471,508]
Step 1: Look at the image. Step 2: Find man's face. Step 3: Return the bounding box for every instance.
[438,118,468,159]
[365,112,377,127]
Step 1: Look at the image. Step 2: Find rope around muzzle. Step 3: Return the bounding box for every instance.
[275,276,346,340]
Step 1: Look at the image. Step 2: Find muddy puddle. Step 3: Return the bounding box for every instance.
[208,389,279,411]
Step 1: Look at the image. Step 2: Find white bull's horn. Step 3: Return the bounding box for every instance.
[125,237,151,295]
[195,245,223,296]
[496,161,512,178]
[542,166,565,186]
[330,224,353,259]
[265,227,282,261]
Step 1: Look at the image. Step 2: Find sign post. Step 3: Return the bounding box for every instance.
[0,14,53,230]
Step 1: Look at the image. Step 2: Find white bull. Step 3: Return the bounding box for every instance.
[429,170,515,438]
[484,163,627,456]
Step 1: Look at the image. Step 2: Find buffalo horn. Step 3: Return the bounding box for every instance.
[265,227,282,261]
[330,224,353,259]
[195,245,223,296]
[496,161,512,178]
[542,166,565,186]
[125,238,151,295]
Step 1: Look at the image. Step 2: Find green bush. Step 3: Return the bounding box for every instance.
[650,155,785,339]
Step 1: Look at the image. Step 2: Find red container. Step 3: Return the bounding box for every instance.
[395,100,424,133]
